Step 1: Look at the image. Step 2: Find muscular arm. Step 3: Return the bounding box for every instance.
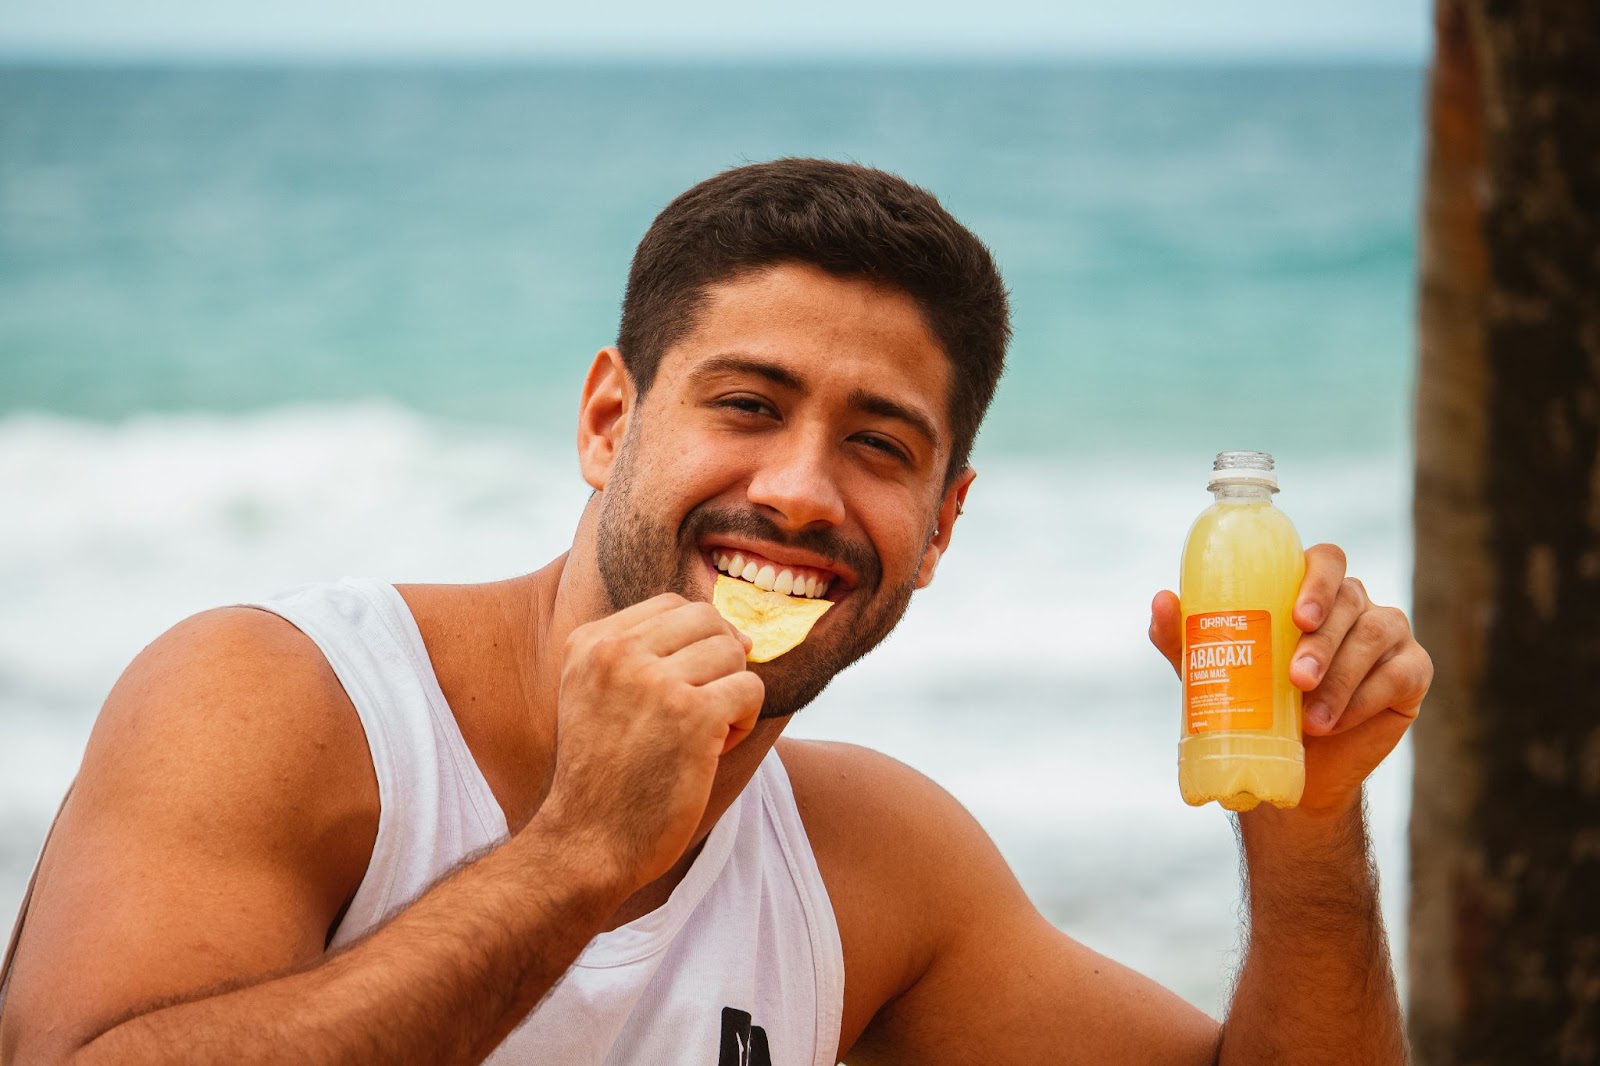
[0,609,629,1065]
[72,822,623,1065]
[1157,554,1424,1064]
[820,550,1422,1063]
[1218,801,1404,1064]
[2,593,760,1065]
[801,744,1399,1065]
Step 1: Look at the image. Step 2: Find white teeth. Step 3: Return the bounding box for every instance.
[711,550,836,598]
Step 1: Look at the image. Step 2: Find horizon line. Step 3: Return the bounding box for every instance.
[0,46,1429,68]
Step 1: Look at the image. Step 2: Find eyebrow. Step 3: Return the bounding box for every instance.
[689,353,942,450]
[846,389,941,451]
[689,354,804,392]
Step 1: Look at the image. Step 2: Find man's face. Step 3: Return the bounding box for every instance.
[592,262,963,718]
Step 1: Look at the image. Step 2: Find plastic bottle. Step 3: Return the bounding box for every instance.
[1177,451,1306,811]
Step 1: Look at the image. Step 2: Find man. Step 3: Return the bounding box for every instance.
[0,159,1430,1064]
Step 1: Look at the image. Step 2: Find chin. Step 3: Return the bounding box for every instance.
[750,637,868,720]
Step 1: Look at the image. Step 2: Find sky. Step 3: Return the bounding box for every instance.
[1,0,1430,60]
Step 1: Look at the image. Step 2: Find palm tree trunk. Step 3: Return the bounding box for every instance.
[1410,1,1600,1062]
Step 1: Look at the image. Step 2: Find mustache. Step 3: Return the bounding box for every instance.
[681,505,881,591]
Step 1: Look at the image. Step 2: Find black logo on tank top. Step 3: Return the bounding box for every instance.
[717,1006,771,1066]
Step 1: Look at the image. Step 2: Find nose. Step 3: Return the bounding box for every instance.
[745,431,847,532]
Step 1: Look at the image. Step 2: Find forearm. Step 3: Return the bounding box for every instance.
[71,820,627,1066]
[1219,796,1406,1065]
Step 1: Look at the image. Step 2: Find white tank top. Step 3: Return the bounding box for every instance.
[248,579,846,1066]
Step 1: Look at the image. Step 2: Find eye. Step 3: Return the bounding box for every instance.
[715,395,777,418]
[853,432,910,464]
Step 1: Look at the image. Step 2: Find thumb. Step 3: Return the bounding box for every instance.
[1149,590,1183,676]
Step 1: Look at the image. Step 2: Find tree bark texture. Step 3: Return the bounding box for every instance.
[1411,1,1600,1063]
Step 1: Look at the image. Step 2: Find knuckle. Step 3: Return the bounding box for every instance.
[588,633,618,660]
[1301,630,1338,659]
[1315,542,1348,570]
[686,601,724,627]
[1351,610,1389,649]
[1316,666,1355,700]
[735,670,765,702]
[1409,644,1435,689]
[661,682,696,717]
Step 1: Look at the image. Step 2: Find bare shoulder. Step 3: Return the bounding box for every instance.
[776,738,995,868]
[777,735,1033,919]
[78,605,378,847]
[776,739,1029,1054]
[0,607,377,1060]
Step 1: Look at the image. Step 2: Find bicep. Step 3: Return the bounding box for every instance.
[856,911,1220,1065]
[847,777,1219,1065]
[0,609,377,1061]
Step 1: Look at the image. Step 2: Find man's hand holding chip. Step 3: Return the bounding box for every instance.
[1146,543,1432,818]
[539,593,765,896]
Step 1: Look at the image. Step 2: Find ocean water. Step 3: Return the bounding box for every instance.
[0,62,1423,1012]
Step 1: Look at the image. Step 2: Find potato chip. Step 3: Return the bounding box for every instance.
[712,574,834,663]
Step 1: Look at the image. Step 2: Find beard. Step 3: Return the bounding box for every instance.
[595,449,921,719]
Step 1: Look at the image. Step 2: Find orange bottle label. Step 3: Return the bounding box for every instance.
[1184,611,1273,734]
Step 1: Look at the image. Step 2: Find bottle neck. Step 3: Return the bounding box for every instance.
[1211,482,1276,502]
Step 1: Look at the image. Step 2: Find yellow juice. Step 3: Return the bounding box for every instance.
[1178,452,1305,811]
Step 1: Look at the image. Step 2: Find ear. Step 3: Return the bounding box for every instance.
[577,347,635,491]
[915,467,976,589]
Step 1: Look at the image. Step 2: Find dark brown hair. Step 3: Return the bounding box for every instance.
[617,158,1010,480]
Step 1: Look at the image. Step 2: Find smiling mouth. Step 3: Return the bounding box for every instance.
[707,548,837,600]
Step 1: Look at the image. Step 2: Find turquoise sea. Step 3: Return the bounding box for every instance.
[0,62,1424,1010]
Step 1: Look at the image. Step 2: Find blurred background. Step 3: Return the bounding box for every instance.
[1,0,1426,1012]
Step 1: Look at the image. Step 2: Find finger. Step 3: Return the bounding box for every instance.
[631,601,739,657]
[1302,605,1414,734]
[697,671,765,755]
[1314,641,1431,736]
[1148,590,1182,676]
[664,632,750,686]
[1294,543,1349,632]
[1290,576,1370,690]
[590,591,690,634]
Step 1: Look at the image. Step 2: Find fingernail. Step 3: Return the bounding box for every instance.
[1304,700,1331,732]
[1301,602,1323,626]
[1293,655,1322,683]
